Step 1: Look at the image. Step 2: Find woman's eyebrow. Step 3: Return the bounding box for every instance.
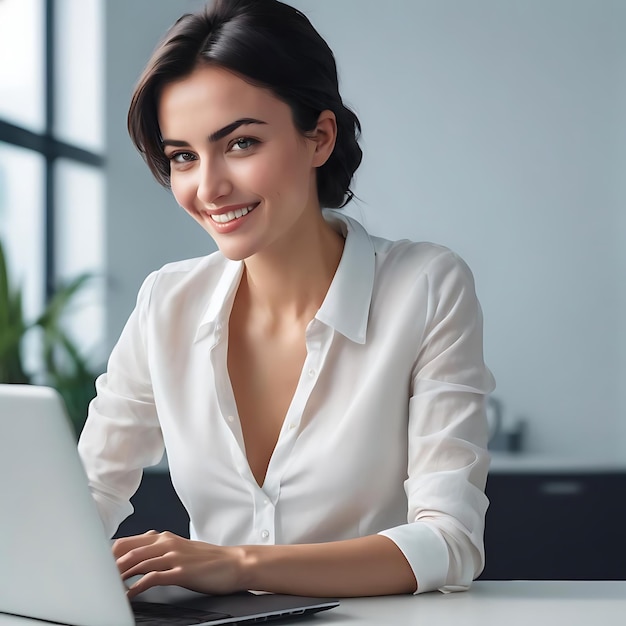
[208,118,267,142]
[161,118,267,148]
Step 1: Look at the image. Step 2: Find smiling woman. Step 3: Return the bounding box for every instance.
[157,65,337,261]
[78,0,494,601]
[126,0,361,210]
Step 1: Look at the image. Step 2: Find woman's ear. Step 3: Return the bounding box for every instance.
[311,110,337,168]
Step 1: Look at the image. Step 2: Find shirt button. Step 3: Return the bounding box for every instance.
[308,368,316,377]
[227,415,235,423]
[288,423,296,430]
[261,530,270,540]
[263,499,269,505]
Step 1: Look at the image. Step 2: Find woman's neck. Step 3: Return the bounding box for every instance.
[238,212,344,326]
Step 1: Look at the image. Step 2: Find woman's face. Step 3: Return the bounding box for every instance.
[158,65,332,261]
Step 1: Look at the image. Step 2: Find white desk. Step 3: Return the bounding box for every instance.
[0,581,624,626]
[320,581,626,625]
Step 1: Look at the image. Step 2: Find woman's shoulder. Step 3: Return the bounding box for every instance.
[370,233,473,283]
[135,249,239,306]
[340,213,468,275]
[338,213,477,293]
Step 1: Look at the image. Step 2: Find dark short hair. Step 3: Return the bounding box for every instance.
[127,0,362,209]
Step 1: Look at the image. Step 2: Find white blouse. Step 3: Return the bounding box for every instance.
[78,212,495,594]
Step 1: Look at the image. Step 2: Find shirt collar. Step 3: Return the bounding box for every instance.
[194,210,375,345]
[315,210,375,344]
[194,258,243,343]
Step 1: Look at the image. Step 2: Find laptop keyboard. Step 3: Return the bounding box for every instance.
[132,601,231,625]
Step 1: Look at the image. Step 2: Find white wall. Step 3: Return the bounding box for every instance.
[617,24,626,460]
[105,0,626,461]
[105,0,211,343]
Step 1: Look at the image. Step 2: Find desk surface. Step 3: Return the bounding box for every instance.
[1,581,624,626]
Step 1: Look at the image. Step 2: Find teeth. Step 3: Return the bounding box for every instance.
[211,205,254,224]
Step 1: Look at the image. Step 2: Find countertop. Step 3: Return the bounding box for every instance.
[489,452,626,474]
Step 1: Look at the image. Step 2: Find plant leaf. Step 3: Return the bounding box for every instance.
[0,240,31,383]
[36,272,94,329]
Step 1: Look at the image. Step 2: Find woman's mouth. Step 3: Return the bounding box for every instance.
[210,204,257,224]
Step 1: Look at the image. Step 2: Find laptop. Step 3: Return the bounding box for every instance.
[0,384,339,626]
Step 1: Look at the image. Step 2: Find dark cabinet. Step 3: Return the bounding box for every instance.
[480,472,626,580]
[114,471,190,539]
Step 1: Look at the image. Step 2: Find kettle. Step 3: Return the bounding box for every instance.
[486,396,526,452]
[486,396,503,445]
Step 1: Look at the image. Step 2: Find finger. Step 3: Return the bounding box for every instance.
[126,568,181,599]
[117,543,172,577]
[120,553,176,581]
[112,530,159,559]
[117,532,188,575]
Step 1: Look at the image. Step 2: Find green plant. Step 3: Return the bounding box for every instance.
[0,238,102,435]
[0,239,29,384]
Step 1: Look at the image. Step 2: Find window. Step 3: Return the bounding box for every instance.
[0,0,105,371]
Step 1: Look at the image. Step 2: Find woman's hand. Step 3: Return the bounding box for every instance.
[112,530,247,598]
[113,532,416,598]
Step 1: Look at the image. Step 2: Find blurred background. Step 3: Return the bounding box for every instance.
[1,0,625,578]
[1,0,623,458]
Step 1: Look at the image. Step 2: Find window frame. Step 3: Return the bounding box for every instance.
[0,0,104,299]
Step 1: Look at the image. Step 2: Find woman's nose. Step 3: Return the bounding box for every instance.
[197,158,232,205]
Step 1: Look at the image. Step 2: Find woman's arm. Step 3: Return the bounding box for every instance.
[242,534,417,596]
[78,272,164,538]
[114,531,417,598]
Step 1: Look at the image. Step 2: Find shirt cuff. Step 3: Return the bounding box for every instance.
[378,523,449,594]
[87,486,135,539]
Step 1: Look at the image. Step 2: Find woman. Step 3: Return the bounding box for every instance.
[78,0,495,599]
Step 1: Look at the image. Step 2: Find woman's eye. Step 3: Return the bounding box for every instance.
[230,137,258,152]
[169,152,195,163]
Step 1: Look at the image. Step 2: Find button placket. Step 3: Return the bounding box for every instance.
[262,324,328,498]
[209,324,251,479]
[253,487,276,544]
[285,333,322,433]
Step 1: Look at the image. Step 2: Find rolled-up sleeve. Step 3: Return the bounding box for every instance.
[78,272,164,538]
[379,251,495,593]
